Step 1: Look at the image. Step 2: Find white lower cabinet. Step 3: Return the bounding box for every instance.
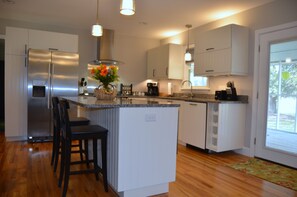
[181,102,207,149]
[206,103,246,152]
[5,54,27,139]
[134,98,246,152]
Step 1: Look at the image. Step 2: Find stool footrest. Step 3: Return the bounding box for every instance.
[70,169,99,175]
[70,159,94,165]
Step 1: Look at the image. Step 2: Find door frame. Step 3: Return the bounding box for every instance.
[251,20,297,157]
[0,35,5,132]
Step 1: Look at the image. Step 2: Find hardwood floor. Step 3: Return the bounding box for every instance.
[1,132,296,197]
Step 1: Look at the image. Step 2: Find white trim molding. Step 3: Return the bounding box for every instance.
[250,20,297,157]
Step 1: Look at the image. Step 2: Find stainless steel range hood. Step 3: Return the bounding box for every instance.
[88,29,122,66]
[87,29,122,93]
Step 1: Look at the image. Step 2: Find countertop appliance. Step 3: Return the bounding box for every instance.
[120,84,133,96]
[146,82,159,96]
[215,81,238,101]
[27,49,79,141]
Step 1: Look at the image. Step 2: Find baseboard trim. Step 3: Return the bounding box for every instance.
[5,136,27,142]
[234,147,252,157]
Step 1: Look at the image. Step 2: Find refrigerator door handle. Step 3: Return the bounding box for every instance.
[48,62,52,109]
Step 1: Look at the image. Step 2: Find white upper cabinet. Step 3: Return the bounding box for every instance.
[28,30,78,52]
[5,27,29,55]
[194,24,249,76]
[147,43,184,80]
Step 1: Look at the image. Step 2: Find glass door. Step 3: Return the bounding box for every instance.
[255,25,297,168]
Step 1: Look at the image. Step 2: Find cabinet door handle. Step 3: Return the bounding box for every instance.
[189,103,197,106]
[153,69,155,77]
[206,48,214,51]
[24,44,28,67]
[205,70,214,72]
[49,48,58,51]
[166,67,168,76]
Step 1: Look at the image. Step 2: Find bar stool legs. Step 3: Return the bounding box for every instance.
[101,135,108,192]
[59,137,108,196]
[58,99,108,197]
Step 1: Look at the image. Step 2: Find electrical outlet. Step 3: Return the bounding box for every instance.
[145,113,156,122]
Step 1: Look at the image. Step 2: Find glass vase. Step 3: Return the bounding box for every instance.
[94,84,117,100]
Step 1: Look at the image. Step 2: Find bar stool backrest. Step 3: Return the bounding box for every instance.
[59,100,72,140]
[52,97,61,132]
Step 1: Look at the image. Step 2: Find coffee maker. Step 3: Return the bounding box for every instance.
[226,81,238,101]
[215,81,238,101]
[146,82,159,96]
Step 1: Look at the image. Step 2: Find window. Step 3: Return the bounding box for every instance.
[182,62,209,90]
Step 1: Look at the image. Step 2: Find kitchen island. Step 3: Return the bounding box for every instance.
[62,96,179,197]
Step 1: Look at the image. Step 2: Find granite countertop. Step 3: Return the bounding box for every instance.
[158,96,248,104]
[62,96,180,108]
[118,94,248,104]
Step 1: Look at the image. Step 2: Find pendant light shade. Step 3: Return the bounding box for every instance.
[185,24,192,61]
[185,51,192,61]
[92,24,103,36]
[120,0,135,16]
[92,0,103,37]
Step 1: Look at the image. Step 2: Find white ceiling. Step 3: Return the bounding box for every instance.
[0,0,275,39]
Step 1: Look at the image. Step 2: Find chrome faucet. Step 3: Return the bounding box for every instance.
[181,80,193,98]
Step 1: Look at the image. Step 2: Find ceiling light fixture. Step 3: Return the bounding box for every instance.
[92,0,103,37]
[120,0,135,16]
[185,24,192,61]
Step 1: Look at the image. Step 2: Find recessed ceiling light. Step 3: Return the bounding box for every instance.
[139,22,148,25]
[2,0,15,4]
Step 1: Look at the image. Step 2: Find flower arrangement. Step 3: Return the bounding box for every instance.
[91,64,119,90]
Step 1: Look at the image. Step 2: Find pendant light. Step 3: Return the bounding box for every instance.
[92,0,103,37]
[185,24,192,61]
[120,0,135,16]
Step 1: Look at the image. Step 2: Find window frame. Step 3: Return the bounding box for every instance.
[181,61,210,90]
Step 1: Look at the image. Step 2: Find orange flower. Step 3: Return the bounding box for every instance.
[100,68,108,77]
[91,68,95,74]
[90,64,119,86]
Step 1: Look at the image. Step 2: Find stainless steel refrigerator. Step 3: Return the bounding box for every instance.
[27,49,79,141]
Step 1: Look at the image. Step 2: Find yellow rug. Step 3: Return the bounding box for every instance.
[228,158,297,191]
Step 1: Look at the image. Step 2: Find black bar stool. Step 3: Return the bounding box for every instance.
[51,97,90,172]
[58,99,108,197]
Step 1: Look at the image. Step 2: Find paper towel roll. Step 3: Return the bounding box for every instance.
[168,83,172,95]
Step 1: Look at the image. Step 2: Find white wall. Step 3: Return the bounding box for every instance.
[161,0,297,150]
[114,34,160,92]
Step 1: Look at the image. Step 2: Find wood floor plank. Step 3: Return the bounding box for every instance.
[0,132,296,197]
